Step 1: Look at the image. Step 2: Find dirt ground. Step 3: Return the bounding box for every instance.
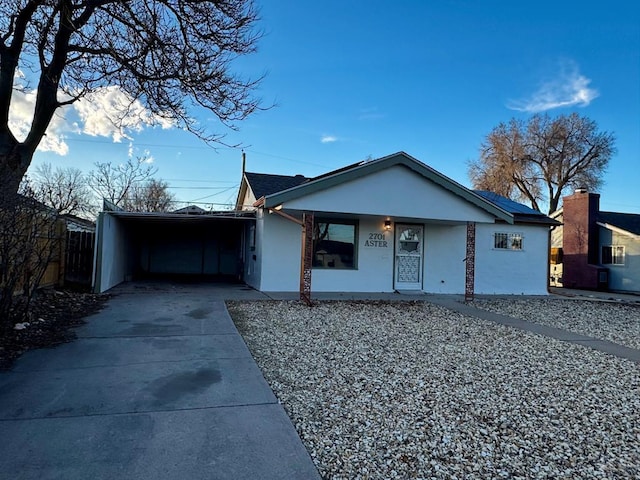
[0,288,110,370]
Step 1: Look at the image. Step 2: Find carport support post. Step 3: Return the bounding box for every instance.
[465,222,476,302]
[300,212,314,306]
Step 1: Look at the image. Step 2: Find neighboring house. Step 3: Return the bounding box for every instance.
[236,171,309,210]
[237,152,558,296]
[94,151,558,296]
[550,189,640,293]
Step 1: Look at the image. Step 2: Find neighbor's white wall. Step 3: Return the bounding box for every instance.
[95,213,132,293]
[283,165,496,223]
[599,227,640,292]
[474,224,549,295]
[423,224,467,293]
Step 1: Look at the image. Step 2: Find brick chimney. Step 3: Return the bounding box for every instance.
[562,188,601,289]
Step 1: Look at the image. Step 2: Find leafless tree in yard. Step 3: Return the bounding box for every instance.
[468,113,615,214]
[0,0,263,195]
[30,163,94,217]
[87,157,157,208]
[123,178,176,212]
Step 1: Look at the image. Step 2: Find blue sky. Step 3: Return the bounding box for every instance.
[26,1,640,213]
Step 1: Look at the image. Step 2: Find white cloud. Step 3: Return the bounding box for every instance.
[508,61,599,113]
[321,135,338,143]
[73,86,173,142]
[358,107,385,120]
[8,83,174,156]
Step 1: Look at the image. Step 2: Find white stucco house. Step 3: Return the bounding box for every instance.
[93,152,558,296]
[235,152,558,296]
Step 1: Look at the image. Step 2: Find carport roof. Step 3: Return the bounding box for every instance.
[106,210,255,221]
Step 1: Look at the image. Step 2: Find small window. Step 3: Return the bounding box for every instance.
[249,224,256,251]
[313,220,357,269]
[494,232,523,250]
[602,245,624,265]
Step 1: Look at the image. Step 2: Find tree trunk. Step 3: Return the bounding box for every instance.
[0,136,33,195]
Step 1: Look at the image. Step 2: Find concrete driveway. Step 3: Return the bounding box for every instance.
[0,283,320,480]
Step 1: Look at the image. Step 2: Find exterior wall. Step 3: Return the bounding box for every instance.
[312,218,395,292]
[599,226,640,292]
[474,223,550,295]
[243,213,263,289]
[283,165,496,223]
[423,224,467,293]
[549,213,563,287]
[259,212,303,292]
[258,214,398,293]
[238,185,257,211]
[94,213,133,293]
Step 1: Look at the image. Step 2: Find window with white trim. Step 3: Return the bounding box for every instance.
[494,232,523,250]
[602,245,624,265]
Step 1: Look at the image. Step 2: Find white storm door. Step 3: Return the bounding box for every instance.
[394,224,424,290]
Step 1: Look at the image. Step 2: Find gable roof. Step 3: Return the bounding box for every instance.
[474,191,560,226]
[262,151,515,224]
[245,172,309,199]
[598,211,640,236]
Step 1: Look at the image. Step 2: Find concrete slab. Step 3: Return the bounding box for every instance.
[11,334,251,372]
[0,288,320,479]
[0,404,319,480]
[0,358,276,419]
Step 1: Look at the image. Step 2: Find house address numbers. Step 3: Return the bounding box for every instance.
[364,232,389,248]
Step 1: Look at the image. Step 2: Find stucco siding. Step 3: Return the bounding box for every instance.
[259,213,303,292]
[474,224,549,295]
[423,225,467,293]
[282,165,496,223]
[312,218,394,292]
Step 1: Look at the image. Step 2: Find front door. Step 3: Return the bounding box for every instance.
[394,224,424,290]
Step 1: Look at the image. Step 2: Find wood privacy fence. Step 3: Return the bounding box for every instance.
[63,230,95,287]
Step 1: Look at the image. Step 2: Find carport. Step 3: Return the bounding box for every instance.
[93,209,255,293]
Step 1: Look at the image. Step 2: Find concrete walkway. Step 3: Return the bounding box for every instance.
[0,284,321,480]
[426,296,640,364]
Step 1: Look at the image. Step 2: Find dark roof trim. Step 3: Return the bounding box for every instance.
[263,151,514,224]
[598,211,640,236]
[107,210,255,220]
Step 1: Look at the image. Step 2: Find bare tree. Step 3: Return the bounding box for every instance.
[124,178,175,212]
[30,163,94,217]
[468,113,615,214]
[0,0,262,195]
[0,181,62,330]
[88,157,156,208]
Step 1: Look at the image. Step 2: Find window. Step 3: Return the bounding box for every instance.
[313,220,357,269]
[602,245,624,265]
[494,232,523,250]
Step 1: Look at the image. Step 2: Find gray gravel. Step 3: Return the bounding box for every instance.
[228,300,640,480]
[471,298,640,350]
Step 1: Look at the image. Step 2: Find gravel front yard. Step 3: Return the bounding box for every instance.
[228,300,640,480]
